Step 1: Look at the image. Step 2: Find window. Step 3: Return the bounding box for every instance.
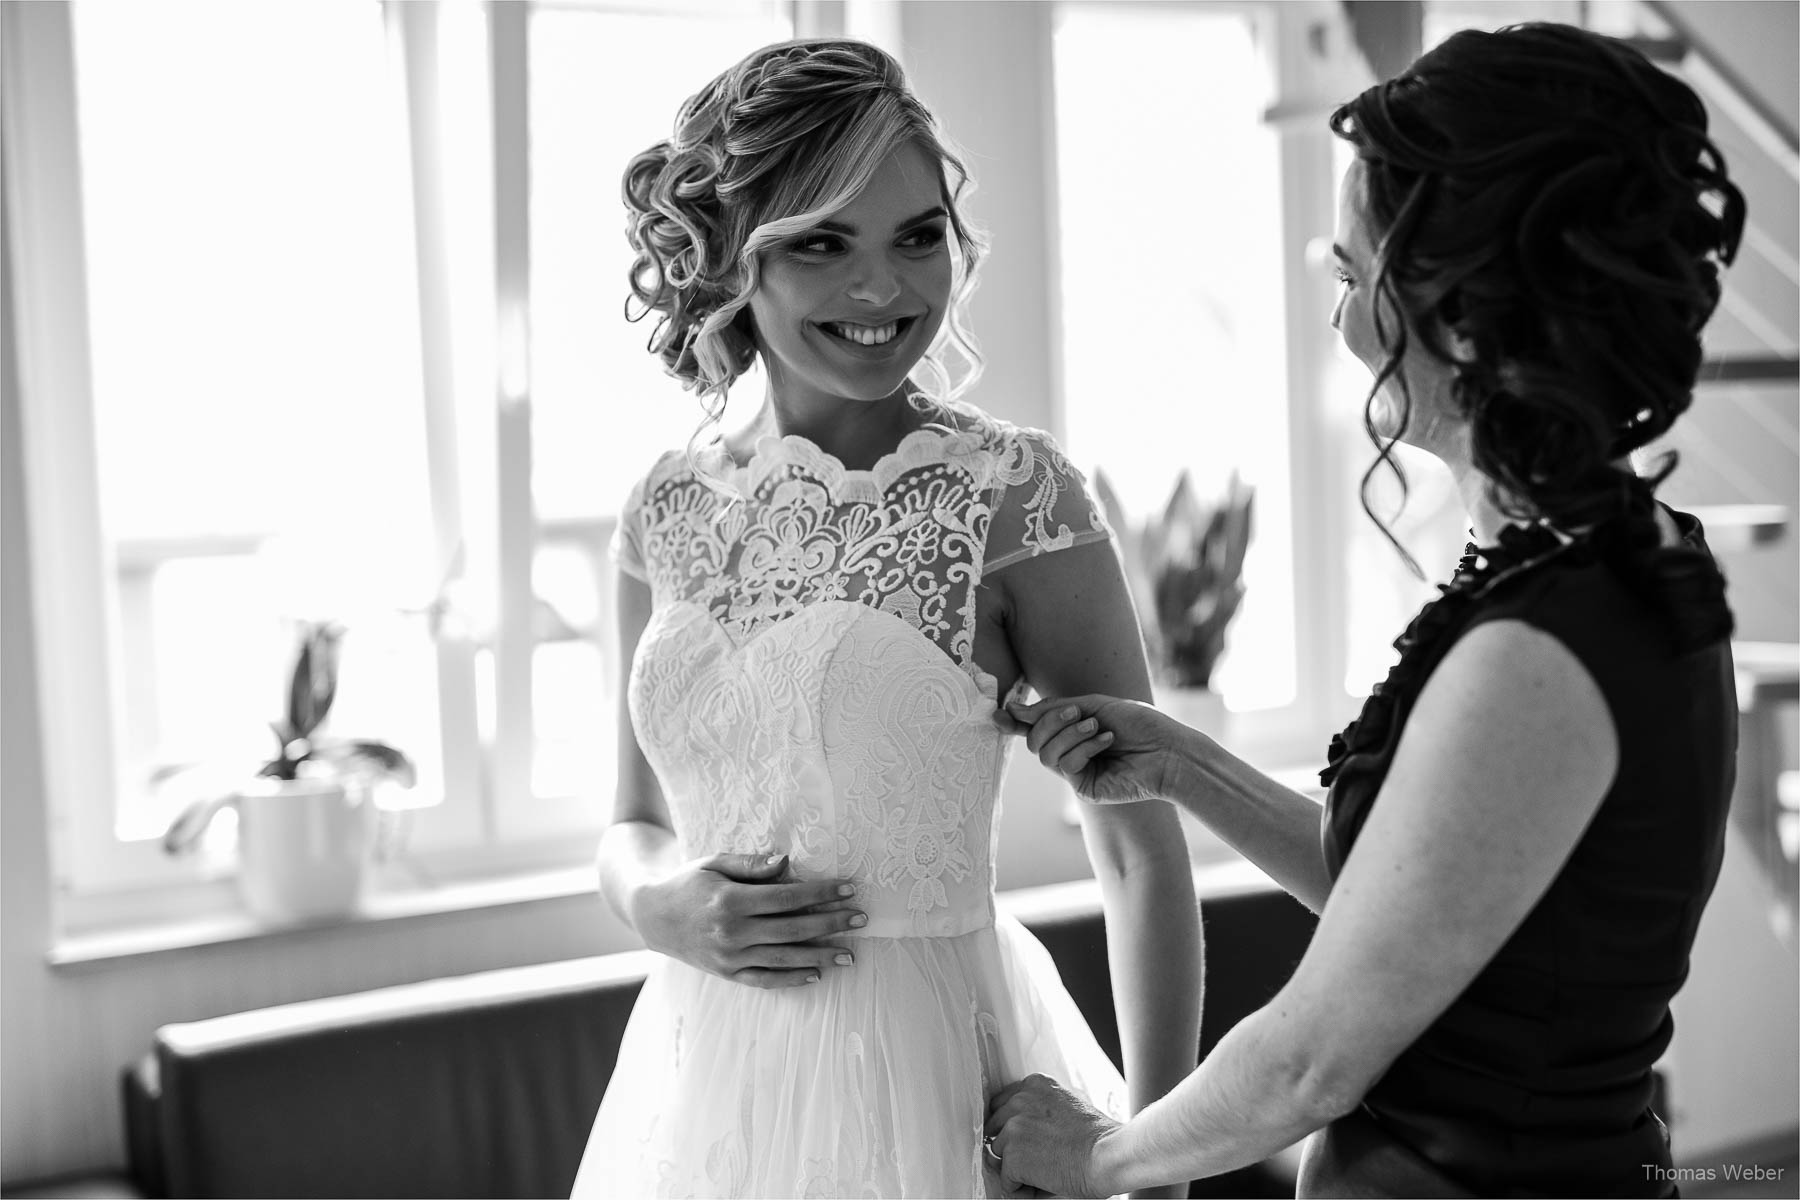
[5,0,791,929]
[1050,1,1374,767]
[14,0,446,904]
[1052,4,1297,719]
[522,0,791,827]
[1050,0,1577,768]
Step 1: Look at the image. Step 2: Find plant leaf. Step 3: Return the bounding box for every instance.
[312,739,417,789]
[312,622,344,730]
[287,631,317,738]
[162,791,236,855]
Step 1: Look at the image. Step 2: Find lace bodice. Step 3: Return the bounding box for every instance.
[612,406,1110,936]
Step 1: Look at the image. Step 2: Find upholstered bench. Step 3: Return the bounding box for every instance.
[81,870,1313,1199]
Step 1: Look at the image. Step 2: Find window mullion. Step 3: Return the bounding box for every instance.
[388,0,485,841]
[488,0,537,826]
[1266,1,1370,743]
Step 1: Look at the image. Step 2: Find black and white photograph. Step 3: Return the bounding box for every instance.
[2,1,1795,1197]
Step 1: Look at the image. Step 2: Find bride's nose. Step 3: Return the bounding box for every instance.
[845,251,902,307]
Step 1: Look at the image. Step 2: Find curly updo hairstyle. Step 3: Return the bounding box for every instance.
[622,39,985,417]
[1331,22,1745,547]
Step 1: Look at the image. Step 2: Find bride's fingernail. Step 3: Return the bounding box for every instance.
[849,913,868,928]
[837,883,855,897]
[765,855,784,867]
[1062,706,1079,719]
[835,952,854,966]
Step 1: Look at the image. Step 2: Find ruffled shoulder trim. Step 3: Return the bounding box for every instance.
[1320,506,1731,794]
[1591,506,1734,653]
[1319,525,1571,791]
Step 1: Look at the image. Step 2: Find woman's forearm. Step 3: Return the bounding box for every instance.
[1163,732,1334,913]
[1094,1000,1350,1194]
[1086,805,1204,1199]
[596,818,682,932]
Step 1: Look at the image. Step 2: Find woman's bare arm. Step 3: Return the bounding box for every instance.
[1014,697,1334,912]
[994,539,1203,1200]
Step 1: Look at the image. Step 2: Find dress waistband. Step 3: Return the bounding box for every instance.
[851,906,995,939]
[687,843,996,938]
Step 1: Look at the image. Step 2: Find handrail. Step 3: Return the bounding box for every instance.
[1700,355,1800,384]
[1641,0,1799,181]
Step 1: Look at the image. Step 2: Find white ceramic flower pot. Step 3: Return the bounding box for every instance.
[235,776,371,925]
[1152,686,1234,862]
[1155,685,1229,744]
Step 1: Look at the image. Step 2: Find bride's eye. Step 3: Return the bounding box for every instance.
[898,225,947,253]
[790,234,844,257]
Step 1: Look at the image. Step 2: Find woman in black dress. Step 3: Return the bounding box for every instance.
[985,22,1744,1198]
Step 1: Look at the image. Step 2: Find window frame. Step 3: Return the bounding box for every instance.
[9,0,819,938]
[1045,0,1376,768]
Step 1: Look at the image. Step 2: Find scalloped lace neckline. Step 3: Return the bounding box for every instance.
[691,418,998,501]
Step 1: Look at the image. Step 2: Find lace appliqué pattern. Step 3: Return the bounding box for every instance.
[620,410,1108,930]
[622,408,1110,685]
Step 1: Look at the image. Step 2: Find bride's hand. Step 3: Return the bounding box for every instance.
[1003,695,1185,806]
[630,853,867,989]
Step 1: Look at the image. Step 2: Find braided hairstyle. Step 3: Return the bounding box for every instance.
[622,39,985,421]
[1330,22,1745,553]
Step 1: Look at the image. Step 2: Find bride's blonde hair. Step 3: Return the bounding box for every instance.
[622,38,986,436]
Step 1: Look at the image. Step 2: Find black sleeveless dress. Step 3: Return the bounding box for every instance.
[1306,508,1736,1198]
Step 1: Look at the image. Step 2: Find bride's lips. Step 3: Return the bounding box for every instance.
[813,315,922,362]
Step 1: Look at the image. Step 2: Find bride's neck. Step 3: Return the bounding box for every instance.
[734,382,923,470]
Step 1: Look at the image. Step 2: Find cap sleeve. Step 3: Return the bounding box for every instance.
[983,426,1115,575]
[609,470,651,584]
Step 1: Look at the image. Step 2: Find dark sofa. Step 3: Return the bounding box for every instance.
[44,871,1320,1198]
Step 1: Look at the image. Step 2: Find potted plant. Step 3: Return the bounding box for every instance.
[1092,467,1255,733]
[160,618,416,924]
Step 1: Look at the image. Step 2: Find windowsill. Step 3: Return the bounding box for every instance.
[50,854,1294,972]
[51,758,1323,971]
[49,863,605,970]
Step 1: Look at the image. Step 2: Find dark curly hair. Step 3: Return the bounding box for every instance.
[622,38,985,414]
[1330,22,1745,558]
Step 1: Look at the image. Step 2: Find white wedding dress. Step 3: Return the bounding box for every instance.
[571,403,1128,1199]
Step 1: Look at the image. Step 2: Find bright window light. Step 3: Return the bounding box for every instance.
[525,3,790,802]
[1052,6,1296,712]
[70,0,443,838]
[528,3,791,522]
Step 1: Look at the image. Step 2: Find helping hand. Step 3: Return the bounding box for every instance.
[985,1074,1121,1199]
[630,852,865,989]
[1002,695,1185,806]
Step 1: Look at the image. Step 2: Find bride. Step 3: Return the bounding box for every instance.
[570,38,1201,1199]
